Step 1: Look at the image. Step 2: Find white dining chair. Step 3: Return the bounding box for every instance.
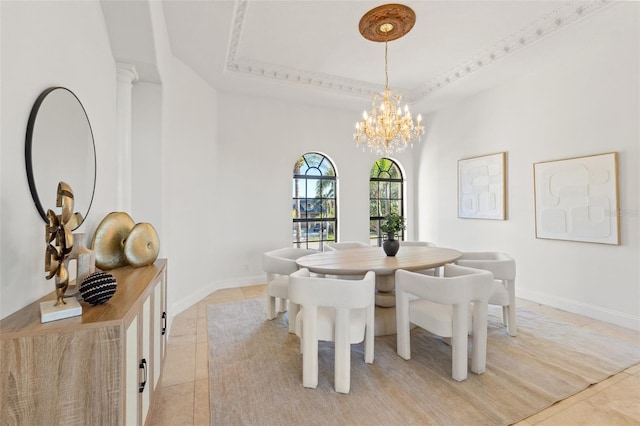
[395,264,494,381]
[262,247,313,333]
[324,241,370,251]
[399,240,439,275]
[455,252,517,336]
[289,268,375,394]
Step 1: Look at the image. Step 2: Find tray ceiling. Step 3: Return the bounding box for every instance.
[162,0,614,111]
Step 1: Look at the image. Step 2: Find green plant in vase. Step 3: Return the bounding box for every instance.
[381,213,406,239]
[380,213,405,256]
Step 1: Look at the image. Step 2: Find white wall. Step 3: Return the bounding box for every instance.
[103,1,222,318]
[132,81,163,228]
[196,92,418,306]
[160,56,219,313]
[0,0,223,322]
[417,3,639,329]
[0,1,118,318]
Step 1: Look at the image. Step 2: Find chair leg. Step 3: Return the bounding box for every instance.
[364,305,374,364]
[301,306,319,389]
[471,301,488,375]
[277,297,287,314]
[288,301,299,334]
[396,287,411,360]
[451,305,468,381]
[334,309,351,394]
[296,311,304,353]
[506,279,517,336]
[267,294,277,320]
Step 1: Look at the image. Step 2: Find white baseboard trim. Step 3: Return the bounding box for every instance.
[165,274,264,341]
[518,288,640,331]
[170,274,264,318]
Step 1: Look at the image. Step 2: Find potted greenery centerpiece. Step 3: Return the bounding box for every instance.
[380,213,406,256]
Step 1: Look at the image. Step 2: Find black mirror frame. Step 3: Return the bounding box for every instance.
[25,87,97,229]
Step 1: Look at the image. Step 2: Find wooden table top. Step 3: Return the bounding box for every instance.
[296,246,461,276]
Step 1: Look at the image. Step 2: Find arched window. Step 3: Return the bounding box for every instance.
[369,158,404,246]
[293,152,337,250]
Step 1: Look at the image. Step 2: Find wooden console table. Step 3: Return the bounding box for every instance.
[0,259,168,425]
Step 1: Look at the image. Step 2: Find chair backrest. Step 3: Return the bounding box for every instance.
[289,268,375,310]
[399,241,437,247]
[262,247,312,275]
[325,241,370,251]
[455,252,515,281]
[396,264,494,305]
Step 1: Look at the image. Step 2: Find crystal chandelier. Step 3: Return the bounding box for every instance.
[354,4,424,155]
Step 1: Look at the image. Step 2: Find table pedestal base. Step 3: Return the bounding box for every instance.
[374,306,418,336]
[374,306,397,336]
[375,291,395,307]
[375,274,396,307]
[374,274,398,336]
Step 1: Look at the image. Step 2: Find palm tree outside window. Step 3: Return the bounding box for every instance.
[370,158,404,246]
[292,152,337,251]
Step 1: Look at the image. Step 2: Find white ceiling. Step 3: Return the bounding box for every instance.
[161,0,615,112]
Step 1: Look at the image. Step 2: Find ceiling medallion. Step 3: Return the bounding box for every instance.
[354,4,424,155]
[359,3,416,43]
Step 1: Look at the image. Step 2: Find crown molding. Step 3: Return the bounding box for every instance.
[226,0,614,104]
[226,0,382,98]
[405,0,614,103]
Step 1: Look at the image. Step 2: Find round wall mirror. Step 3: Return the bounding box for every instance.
[25,87,96,230]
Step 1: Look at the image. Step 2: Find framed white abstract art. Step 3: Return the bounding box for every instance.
[533,152,619,245]
[458,152,506,220]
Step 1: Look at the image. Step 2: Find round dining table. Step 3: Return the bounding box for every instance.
[296,245,462,335]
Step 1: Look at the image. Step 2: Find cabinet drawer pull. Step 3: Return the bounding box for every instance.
[139,358,147,393]
[161,312,167,336]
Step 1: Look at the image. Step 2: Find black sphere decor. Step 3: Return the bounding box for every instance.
[79,272,117,305]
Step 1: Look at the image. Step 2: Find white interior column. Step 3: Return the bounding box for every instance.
[116,62,139,212]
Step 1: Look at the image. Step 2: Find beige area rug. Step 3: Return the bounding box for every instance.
[208,299,639,425]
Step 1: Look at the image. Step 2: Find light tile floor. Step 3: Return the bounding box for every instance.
[148,285,640,425]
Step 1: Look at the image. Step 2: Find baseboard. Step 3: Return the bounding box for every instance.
[169,274,264,317]
[517,288,640,331]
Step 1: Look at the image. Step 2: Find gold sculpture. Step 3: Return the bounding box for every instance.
[124,222,160,267]
[44,182,75,306]
[91,212,160,270]
[91,212,135,270]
